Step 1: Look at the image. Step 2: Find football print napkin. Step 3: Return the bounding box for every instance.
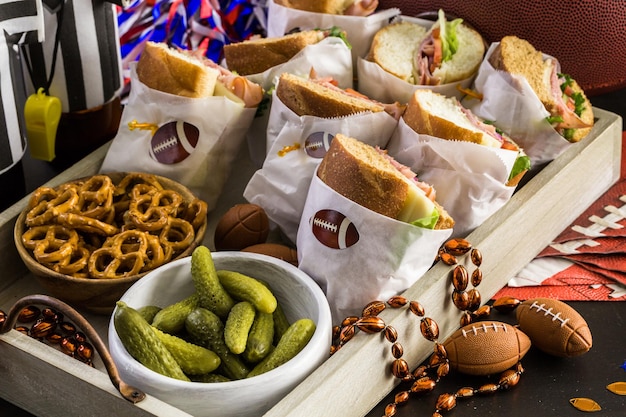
[495,174,626,301]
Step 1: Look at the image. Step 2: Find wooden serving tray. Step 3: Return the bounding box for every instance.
[0,107,622,417]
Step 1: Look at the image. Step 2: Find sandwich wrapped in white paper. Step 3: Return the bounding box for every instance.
[267,0,400,67]
[243,78,400,243]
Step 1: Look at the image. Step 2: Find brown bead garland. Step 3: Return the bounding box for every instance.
[329,237,527,417]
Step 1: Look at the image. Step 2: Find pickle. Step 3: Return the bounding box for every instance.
[113,301,189,381]
[224,301,256,355]
[152,293,200,334]
[151,326,221,375]
[185,307,250,380]
[137,305,162,324]
[272,301,291,345]
[242,311,275,364]
[257,279,290,344]
[217,270,277,314]
[191,246,235,319]
[247,318,316,378]
[190,373,231,383]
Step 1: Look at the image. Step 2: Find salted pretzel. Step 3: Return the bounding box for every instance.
[56,212,119,236]
[124,194,169,231]
[159,217,195,254]
[25,186,79,227]
[50,244,91,276]
[180,198,208,230]
[75,175,115,219]
[22,225,80,265]
[88,230,153,279]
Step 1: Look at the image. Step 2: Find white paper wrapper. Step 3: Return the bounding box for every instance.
[100,63,255,211]
[387,118,519,237]
[297,172,453,324]
[239,36,353,168]
[462,42,571,167]
[357,57,475,104]
[244,93,400,244]
[267,0,400,68]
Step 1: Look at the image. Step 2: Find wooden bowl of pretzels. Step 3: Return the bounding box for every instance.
[13,172,208,315]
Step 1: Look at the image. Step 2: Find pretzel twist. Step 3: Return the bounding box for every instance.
[22,225,80,264]
[26,186,79,227]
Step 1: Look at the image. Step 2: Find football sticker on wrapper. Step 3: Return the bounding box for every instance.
[129,120,200,165]
[304,131,335,159]
[310,209,359,249]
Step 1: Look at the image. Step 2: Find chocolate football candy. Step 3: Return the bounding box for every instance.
[214,204,270,251]
[516,297,592,357]
[443,321,531,376]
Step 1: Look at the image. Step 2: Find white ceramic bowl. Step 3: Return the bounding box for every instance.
[108,251,332,417]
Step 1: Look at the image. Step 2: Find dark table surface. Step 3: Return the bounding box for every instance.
[1,90,625,416]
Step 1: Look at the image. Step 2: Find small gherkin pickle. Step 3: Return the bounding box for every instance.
[136,305,162,324]
[191,246,235,319]
[152,293,200,334]
[185,307,250,380]
[224,301,256,355]
[113,301,189,381]
[248,318,316,378]
[217,270,277,314]
[242,311,275,363]
[151,327,221,375]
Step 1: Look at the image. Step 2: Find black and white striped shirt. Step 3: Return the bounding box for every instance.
[0,0,43,174]
[21,0,126,113]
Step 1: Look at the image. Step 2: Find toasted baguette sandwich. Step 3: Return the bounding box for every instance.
[489,35,594,142]
[274,0,378,16]
[137,41,263,107]
[368,11,485,85]
[223,28,348,76]
[403,89,530,186]
[276,71,405,118]
[317,134,454,229]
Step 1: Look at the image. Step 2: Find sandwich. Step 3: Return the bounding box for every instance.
[276,71,405,119]
[403,89,531,186]
[368,10,485,85]
[136,41,263,108]
[223,27,350,76]
[274,0,378,16]
[488,35,594,142]
[317,133,455,230]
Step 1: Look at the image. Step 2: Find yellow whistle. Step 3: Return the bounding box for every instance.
[24,88,62,162]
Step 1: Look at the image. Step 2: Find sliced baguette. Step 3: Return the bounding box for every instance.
[368,21,428,83]
[403,89,502,147]
[317,134,454,229]
[430,22,485,84]
[276,72,384,117]
[136,41,219,98]
[274,0,351,14]
[489,35,594,142]
[223,30,326,76]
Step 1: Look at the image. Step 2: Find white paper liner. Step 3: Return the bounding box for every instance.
[387,118,518,237]
[244,92,399,244]
[462,42,572,167]
[238,36,354,168]
[100,63,255,211]
[297,172,452,324]
[267,0,401,68]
